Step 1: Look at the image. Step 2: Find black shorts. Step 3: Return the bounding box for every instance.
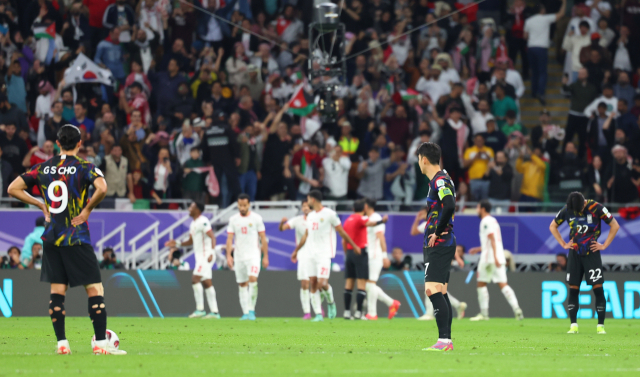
[41,243,102,287]
[345,247,369,280]
[567,249,604,286]
[423,245,456,283]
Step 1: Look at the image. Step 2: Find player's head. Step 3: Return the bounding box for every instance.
[300,199,311,216]
[57,124,82,152]
[477,199,492,218]
[237,193,251,216]
[307,190,322,209]
[416,142,441,175]
[189,201,205,218]
[456,244,466,256]
[363,198,376,214]
[103,247,115,261]
[353,199,365,214]
[566,191,586,213]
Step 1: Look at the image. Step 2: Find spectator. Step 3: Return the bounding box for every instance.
[549,253,568,272]
[502,110,523,137]
[0,124,28,175]
[516,146,547,210]
[491,85,518,131]
[486,151,513,213]
[583,49,608,91]
[463,134,494,201]
[563,68,599,159]
[356,147,390,201]
[99,247,125,269]
[128,169,160,203]
[34,81,56,147]
[84,0,115,47]
[612,26,635,73]
[158,39,191,72]
[583,84,618,118]
[70,102,96,136]
[24,243,42,270]
[381,103,411,148]
[595,18,615,49]
[101,145,129,199]
[275,5,304,44]
[130,29,159,74]
[506,0,532,80]
[463,96,494,134]
[237,123,263,201]
[201,116,241,208]
[384,146,412,202]
[586,155,605,202]
[21,216,45,262]
[119,82,151,126]
[259,108,293,201]
[524,0,566,104]
[322,145,351,200]
[169,3,197,49]
[63,2,91,51]
[613,72,635,110]
[292,141,324,201]
[0,93,28,131]
[22,140,54,170]
[174,124,200,165]
[482,118,507,153]
[492,58,525,99]
[588,104,615,165]
[168,83,196,130]
[152,147,177,205]
[1,246,25,269]
[95,27,126,83]
[153,58,187,118]
[415,63,450,104]
[337,120,359,156]
[252,43,279,81]
[607,145,639,203]
[562,21,591,83]
[616,100,636,138]
[5,60,27,113]
[102,0,135,44]
[386,247,412,271]
[558,142,584,191]
[578,33,611,69]
[489,68,518,100]
[0,145,13,199]
[182,148,206,203]
[43,102,66,143]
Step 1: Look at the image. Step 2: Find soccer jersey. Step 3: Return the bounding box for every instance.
[479,215,506,264]
[343,213,368,250]
[554,200,613,255]
[366,212,386,259]
[227,211,266,261]
[190,215,214,259]
[305,207,341,258]
[424,170,456,247]
[286,215,308,257]
[21,154,103,246]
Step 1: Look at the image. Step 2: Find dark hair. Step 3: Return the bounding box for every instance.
[35,216,45,227]
[419,129,432,137]
[300,198,308,207]
[579,20,590,29]
[449,106,461,114]
[475,133,485,140]
[310,141,321,148]
[193,201,205,213]
[129,82,143,91]
[597,101,607,109]
[364,197,376,209]
[369,147,380,153]
[353,199,365,212]
[238,193,250,202]
[103,247,114,255]
[57,124,82,151]
[458,245,466,253]
[505,110,517,119]
[308,190,323,202]
[602,84,613,91]
[566,191,585,212]
[479,199,492,213]
[416,142,441,165]
[619,98,629,106]
[556,252,567,261]
[190,147,200,153]
[75,101,87,109]
[8,246,20,255]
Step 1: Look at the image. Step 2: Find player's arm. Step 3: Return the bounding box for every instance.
[592,217,620,252]
[410,210,426,236]
[487,233,500,267]
[279,217,290,231]
[225,232,234,269]
[454,251,465,267]
[206,230,216,249]
[165,235,193,248]
[7,176,50,222]
[365,215,388,227]
[335,224,361,254]
[428,186,455,247]
[259,231,269,269]
[291,230,307,262]
[376,231,391,268]
[549,220,573,249]
[71,177,107,226]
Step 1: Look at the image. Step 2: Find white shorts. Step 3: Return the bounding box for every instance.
[477,261,508,284]
[297,255,311,281]
[368,257,384,282]
[234,257,261,283]
[308,256,331,279]
[193,253,215,280]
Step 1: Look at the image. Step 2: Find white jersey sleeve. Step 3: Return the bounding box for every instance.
[479,216,506,264]
[367,213,386,259]
[191,216,214,259]
[417,222,427,233]
[227,212,263,261]
[287,216,308,254]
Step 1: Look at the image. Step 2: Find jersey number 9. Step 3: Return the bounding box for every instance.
[47,180,68,214]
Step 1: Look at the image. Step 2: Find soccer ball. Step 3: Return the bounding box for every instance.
[91,329,120,350]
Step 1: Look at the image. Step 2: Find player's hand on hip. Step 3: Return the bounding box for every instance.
[39,203,51,223]
[353,246,361,255]
[71,209,90,227]
[590,242,605,252]
[262,257,269,269]
[227,256,234,269]
[562,241,574,250]
[427,232,446,247]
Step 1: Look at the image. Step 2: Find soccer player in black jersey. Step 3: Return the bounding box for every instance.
[8,125,126,355]
[549,192,620,335]
[417,142,456,352]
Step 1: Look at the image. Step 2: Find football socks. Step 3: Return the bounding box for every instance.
[49,294,66,341]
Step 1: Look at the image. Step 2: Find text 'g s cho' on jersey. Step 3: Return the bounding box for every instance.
[21,154,103,246]
[554,200,613,255]
[424,170,456,247]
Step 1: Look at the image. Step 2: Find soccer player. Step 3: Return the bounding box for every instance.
[549,191,619,334]
[416,142,456,351]
[7,125,126,355]
[165,202,219,319]
[468,200,523,321]
[410,211,467,321]
[226,193,269,320]
[292,190,360,321]
[363,198,401,320]
[279,199,315,319]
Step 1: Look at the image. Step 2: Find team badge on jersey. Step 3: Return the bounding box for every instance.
[436,179,444,187]
[587,215,593,224]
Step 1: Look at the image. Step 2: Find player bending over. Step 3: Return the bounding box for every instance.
[549,191,619,334]
[292,190,360,321]
[7,125,125,355]
[468,200,523,321]
[165,202,219,319]
[279,199,319,320]
[226,194,269,320]
[363,198,401,320]
[411,210,467,321]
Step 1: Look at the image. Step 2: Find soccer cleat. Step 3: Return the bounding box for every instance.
[239,314,250,320]
[56,340,71,355]
[457,302,467,319]
[417,314,435,321]
[327,303,337,319]
[203,312,220,319]
[515,308,524,321]
[248,311,256,320]
[567,324,579,334]
[469,313,489,321]
[422,341,454,352]
[343,310,352,320]
[388,300,401,319]
[597,325,606,334]
[365,314,378,320]
[311,314,324,322]
[188,310,206,318]
[93,341,127,355]
[302,313,312,320]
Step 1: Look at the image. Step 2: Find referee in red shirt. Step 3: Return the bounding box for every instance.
[342,199,387,319]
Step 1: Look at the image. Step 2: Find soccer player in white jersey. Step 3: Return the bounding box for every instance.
[226,194,269,321]
[292,190,360,321]
[468,200,523,321]
[363,198,401,320]
[165,202,220,319]
[410,210,467,320]
[279,199,316,320]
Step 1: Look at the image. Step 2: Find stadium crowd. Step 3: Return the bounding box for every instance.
[1,0,640,212]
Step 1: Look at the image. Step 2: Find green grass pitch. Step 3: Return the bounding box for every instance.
[1,317,639,376]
